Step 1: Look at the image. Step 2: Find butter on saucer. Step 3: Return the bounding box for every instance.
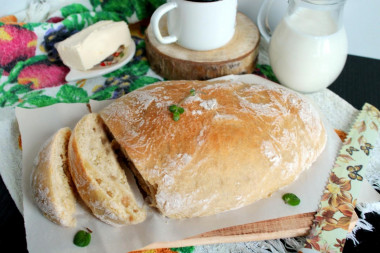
[56,21,132,71]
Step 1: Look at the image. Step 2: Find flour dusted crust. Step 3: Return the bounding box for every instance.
[68,113,146,226]
[31,127,76,227]
[100,75,327,219]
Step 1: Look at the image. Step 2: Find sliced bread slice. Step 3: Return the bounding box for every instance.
[31,127,76,227]
[68,113,146,226]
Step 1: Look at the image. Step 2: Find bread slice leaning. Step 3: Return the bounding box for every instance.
[68,113,146,226]
[31,127,76,227]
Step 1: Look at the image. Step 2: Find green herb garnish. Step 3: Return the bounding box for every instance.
[282,193,301,206]
[168,88,201,121]
[169,104,185,121]
[73,230,91,247]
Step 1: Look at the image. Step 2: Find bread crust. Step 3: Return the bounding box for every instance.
[100,77,327,219]
[68,113,146,226]
[31,127,76,227]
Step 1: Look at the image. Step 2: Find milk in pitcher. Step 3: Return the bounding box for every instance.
[269,6,348,93]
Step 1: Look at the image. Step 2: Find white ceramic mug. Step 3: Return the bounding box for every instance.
[151,0,237,51]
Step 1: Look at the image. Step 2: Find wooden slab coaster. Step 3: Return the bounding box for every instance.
[139,211,358,250]
[145,12,260,80]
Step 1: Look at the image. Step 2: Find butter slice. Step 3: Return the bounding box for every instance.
[56,21,131,71]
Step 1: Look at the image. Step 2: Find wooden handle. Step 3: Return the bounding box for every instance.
[135,211,358,250]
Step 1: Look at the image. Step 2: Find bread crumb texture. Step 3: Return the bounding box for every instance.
[31,127,77,227]
[68,113,146,226]
[100,79,327,219]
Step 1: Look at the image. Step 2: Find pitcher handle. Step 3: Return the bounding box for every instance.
[257,0,274,43]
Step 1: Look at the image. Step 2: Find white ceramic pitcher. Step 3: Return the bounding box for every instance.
[258,0,348,93]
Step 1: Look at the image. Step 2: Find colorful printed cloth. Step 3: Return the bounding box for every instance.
[0,0,163,108]
[0,1,277,253]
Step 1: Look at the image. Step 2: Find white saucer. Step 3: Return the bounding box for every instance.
[65,42,136,82]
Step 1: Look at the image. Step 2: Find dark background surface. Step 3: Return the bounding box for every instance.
[0,54,379,252]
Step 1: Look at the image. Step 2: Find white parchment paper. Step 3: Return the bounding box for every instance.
[16,75,342,253]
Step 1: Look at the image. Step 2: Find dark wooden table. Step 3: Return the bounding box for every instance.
[0,55,379,252]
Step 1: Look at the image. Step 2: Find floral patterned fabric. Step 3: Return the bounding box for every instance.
[302,104,380,253]
[0,0,165,108]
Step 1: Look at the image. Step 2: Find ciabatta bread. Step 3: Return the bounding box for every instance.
[68,113,146,226]
[100,77,327,219]
[31,127,76,227]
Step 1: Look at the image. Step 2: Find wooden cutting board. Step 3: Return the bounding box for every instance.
[145,12,260,80]
[140,212,358,249]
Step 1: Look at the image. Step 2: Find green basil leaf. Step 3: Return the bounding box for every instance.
[173,112,180,122]
[177,106,184,114]
[282,193,301,206]
[73,230,91,247]
[169,104,178,113]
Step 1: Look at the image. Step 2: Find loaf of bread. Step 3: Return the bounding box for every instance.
[100,77,327,219]
[68,113,146,226]
[31,127,76,227]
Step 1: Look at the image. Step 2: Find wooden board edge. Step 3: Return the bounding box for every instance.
[137,211,358,250]
[142,228,310,250]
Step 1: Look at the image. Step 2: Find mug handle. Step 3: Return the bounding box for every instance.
[257,0,274,43]
[151,2,178,44]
